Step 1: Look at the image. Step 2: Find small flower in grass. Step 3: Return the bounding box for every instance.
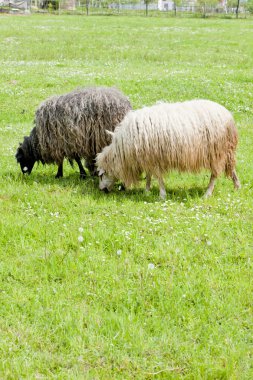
[148,263,155,270]
[116,249,122,256]
[207,240,212,246]
[79,227,84,233]
[78,236,84,243]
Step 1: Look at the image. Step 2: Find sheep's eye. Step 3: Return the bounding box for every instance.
[98,171,106,179]
[98,169,105,178]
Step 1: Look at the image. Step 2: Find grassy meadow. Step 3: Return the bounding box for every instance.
[0,14,253,379]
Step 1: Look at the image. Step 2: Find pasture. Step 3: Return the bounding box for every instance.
[0,14,253,379]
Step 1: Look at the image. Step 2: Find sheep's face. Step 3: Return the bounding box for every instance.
[15,145,35,175]
[98,168,115,193]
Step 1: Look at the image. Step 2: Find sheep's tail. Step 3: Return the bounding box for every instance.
[224,120,238,178]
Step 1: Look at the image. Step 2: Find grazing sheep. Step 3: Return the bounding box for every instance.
[15,87,132,178]
[96,99,241,199]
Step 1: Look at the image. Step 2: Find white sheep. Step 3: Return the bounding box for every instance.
[96,99,241,199]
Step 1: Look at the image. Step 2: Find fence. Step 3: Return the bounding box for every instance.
[0,0,250,17]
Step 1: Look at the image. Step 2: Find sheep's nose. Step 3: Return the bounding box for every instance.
[102,188,109,194]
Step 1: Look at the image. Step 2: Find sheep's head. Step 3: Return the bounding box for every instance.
[98,168,116,193]
[15,137,36,175]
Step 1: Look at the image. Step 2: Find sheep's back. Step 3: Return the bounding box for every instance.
[35,87,131,163]
[115,100,237,176]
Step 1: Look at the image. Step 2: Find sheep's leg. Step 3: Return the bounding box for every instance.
[158,177,166,200]
[86,159,96,177]
[75,157,86,179]
[232,169,241,189]
[204,174,216,198]
[55,163,63,178]
[145,173,152,192]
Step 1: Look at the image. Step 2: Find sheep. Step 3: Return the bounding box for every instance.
[15,86,132,178]
[96,99,241,199]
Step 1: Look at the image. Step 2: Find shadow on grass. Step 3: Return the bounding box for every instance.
[100,185,205,203]
[2,169,205,203]
[1,170,91,186]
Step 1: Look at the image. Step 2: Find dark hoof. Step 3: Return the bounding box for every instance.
[118,184,125,191]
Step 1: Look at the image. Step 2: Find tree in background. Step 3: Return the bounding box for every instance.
[227,0,242,17]
[246,0,253,13]
[144,0,152,15]
[173,0,181,16]
[40,0,59,10]
[86,0,90,14]
[144,0,149,15]
[235,0,240,17]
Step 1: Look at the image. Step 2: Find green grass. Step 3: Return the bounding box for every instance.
[0,14,253,379]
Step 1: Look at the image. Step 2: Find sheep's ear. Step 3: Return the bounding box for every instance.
[105,130,114,138]
[15,146,23,162]
[98,168,105,176]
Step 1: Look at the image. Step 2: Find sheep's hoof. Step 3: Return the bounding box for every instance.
[203,191,212,199]
[159,191,166,200]
[118,184,125,191]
